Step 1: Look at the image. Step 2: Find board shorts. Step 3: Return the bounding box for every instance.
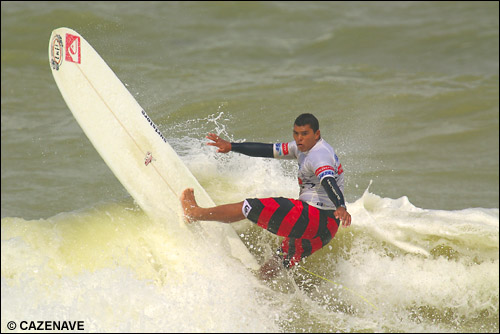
[242,197,340,268]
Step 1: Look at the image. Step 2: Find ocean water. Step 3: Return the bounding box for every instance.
[1,1,498,332]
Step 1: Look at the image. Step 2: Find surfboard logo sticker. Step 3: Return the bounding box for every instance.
[144,151,155,166]
[50,34,63,70]
[141,110,168,143]
[65,33,81,64]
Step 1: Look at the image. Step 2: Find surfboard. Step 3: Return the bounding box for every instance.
[48,27,258,270]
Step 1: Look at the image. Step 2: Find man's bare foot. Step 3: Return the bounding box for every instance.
[180,188,200,223]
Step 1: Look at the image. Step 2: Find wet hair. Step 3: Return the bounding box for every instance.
[294,113,320,133]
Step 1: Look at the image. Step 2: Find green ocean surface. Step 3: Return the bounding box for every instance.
[2,2,498,332]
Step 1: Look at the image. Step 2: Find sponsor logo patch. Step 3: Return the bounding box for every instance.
[282,143,289,155]
[337,163,344,174]
[50,34,63,70]
[274,143,289,156]
[315,165,334,177]
[65,33,81,64]
[274,143,281,156]
[315,165,336,180]
[243,201,252,216]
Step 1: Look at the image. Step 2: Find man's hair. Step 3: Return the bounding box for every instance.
[294,113,320,133]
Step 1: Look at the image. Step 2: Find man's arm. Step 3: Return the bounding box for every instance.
[321,176,351,227]
[230,142,274,158]
[206,133,273,158]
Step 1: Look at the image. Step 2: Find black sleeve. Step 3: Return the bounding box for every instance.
[321,176,346,209]
[230,142,274,158]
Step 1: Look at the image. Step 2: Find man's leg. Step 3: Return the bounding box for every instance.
[181,189,290,280]
[180,188,245,223]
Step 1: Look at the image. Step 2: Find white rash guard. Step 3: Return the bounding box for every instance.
[273,139,345,210]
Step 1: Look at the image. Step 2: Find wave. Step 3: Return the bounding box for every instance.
[2,129,498,332]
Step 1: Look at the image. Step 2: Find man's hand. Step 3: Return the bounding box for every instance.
[206,133,231,153]
[334,206,351,228]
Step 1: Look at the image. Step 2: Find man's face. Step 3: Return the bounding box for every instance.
[293,124,320,152]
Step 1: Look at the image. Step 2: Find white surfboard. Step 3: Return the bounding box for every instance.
[48,27,258,270]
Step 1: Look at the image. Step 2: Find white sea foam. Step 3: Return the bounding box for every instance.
[2,134,498,332]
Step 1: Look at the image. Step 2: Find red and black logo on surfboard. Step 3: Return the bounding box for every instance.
[65,33,81,64]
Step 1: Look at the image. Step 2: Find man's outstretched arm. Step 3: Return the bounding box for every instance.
[206,133,273,157]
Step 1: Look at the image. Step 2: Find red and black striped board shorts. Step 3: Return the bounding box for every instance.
[242,197,340,268]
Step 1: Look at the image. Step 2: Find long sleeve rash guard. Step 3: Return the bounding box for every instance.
[231,139,346,210]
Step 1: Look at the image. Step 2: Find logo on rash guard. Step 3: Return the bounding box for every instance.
[274,143,289,156]
[282,143,289,155]
[337,163,344,174]
[315,165,335,179]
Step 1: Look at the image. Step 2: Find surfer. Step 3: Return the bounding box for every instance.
[181,113,351,280]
